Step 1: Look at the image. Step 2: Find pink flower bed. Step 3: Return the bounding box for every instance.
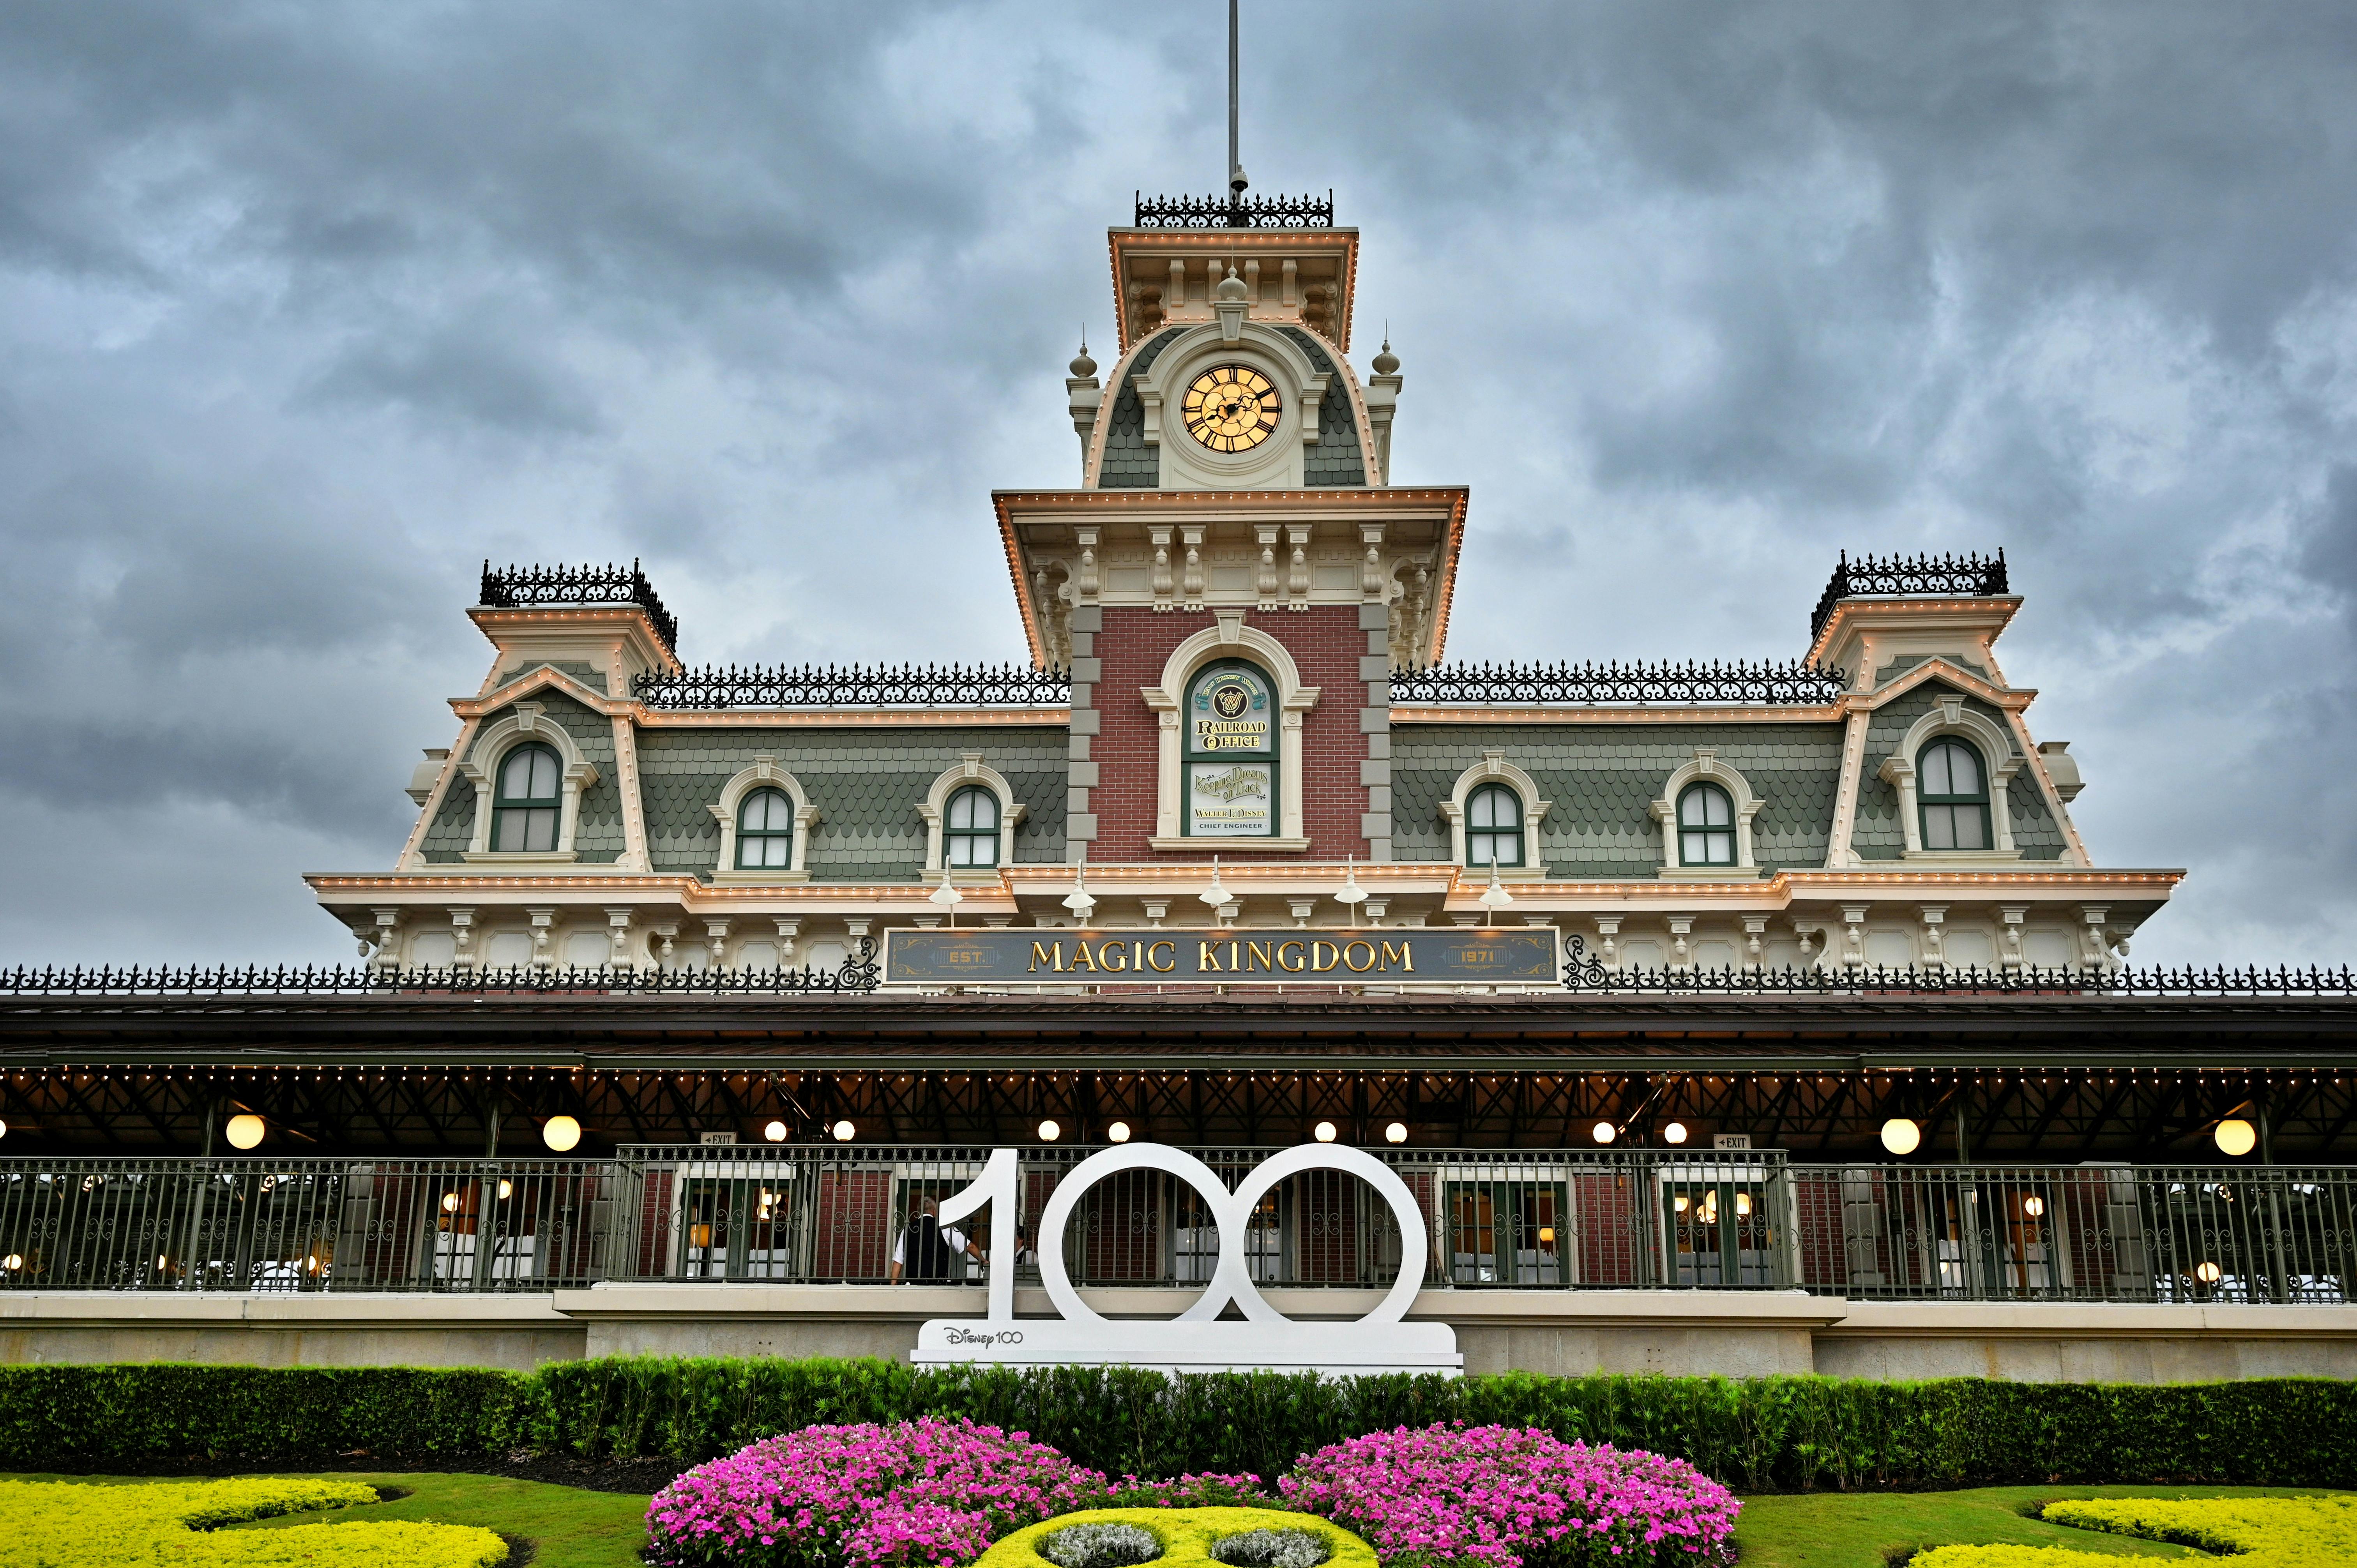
[1278,1425,1739,1568]
[643,1416,1103,1568]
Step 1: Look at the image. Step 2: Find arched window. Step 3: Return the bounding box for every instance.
[944,785,1001,868]
[1677,782,1736,866]
[490,743,561,853]
[736,787,795,869]
[1182,660,1277,838]
[1465,782,1524,867]
[1919,738,1991,850]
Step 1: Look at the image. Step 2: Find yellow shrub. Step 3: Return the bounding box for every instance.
[6,1477,506,1568]
[1912,1495,2357,1568]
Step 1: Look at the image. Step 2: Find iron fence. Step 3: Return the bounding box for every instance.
[479,560,677,653]
[1811,549,2009,640]
[1788,1164,2357,1305]
[0,1157,617,1293]
[1133,191,1334,228]
[1,1149,2349,1306]
[633,662,1069,711]
[1390,659,1847,707]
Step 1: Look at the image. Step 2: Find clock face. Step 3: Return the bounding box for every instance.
[1182,365,1280,452]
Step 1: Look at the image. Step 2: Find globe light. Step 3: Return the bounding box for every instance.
[1107,1121,1133,1143]
[1313,1121,1338,1143]
[1384,1121,1408,1144]
[2215,1119,2257,1157]
[2022,1195,2046,1218]
[496,1180,513,1201]
[542,1114,583,1153]
[1663,1121,1689,1146]
[1735,1192,1753,1217]
[441,1192,461,1213]
[2,1254,20,1271]
[763,1120,789,1142]
[1537,1226,1555,1245]
[1880,1118,1922,1156]
[1038,1119,1062,1142]
[224,1114,265,1151]
[1592,1121,1616,1145]
[831,1119,856,1142]
[0,1118,9,1139]
[2196,1261,2223,1284]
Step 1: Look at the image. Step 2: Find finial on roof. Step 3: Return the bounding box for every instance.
[1373,335,1399,376]
[1070,328,1096,379]
[1215,263,1249,304]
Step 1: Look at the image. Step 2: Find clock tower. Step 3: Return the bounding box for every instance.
[1000,190,1459,868]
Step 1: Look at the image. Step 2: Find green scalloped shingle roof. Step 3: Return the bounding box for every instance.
[634,726,1068,882]
[1276,328,1368,486]
[1389,723,1846,877]
[1096,328,1184,489]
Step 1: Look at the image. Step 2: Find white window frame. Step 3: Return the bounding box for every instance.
[1876,697,2024,860]
[1648,749,1764,879]
[456,702,600,864]
[1140,611,1321,850]
[919,754,1027,879]
[1438,750,1551,879]
[709,755,820,883]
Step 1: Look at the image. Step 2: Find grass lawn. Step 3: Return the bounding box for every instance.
[2,1471,653,1568]
[1733,1483,2349,1566]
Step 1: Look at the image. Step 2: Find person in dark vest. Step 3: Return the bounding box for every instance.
[888,1194,984,1283]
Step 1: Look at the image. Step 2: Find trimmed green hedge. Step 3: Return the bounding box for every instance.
[4,1358,2353,1491]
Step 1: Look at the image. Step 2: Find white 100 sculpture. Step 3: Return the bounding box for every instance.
[912,1142,1462,1376]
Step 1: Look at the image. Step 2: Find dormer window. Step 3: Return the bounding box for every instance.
[1919,738,1991,851]
[490,743,561,853]
[1465,783,1524,867]
[735,788,795,870]
[1677,782,1737,867]
[944,785,1002,868]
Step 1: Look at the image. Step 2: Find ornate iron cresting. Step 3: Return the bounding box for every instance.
[479,560,679,655]
[1809,549,2010,641]
[1390,658,1847,706]
[1558,962,2357,997]
[1133,190,1335,228]
[634,662,1070,710]
[0,939,882,997]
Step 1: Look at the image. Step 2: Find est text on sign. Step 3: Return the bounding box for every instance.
[883,925,1560,987]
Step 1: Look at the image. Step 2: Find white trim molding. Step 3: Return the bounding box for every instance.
[1649,749,1765,880]
[456,702,600,863]
[708,754,820,884]
[919,754,1028,879]
[1437,750,1551,879]
[1878,696,2024,861]
[1140,611,1321,849]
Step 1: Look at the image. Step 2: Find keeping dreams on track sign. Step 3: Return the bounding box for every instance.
[884,925,1560,987]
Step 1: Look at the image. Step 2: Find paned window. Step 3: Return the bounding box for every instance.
[736,787,794,870]
[945,785,1000,868]
[1677,782,1736,866]
[1465,782,1523,867]
[1919,738,1991,850]
[490,743,561,853]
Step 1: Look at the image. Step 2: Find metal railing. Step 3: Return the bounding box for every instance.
[0,1157,618,1293]
[1810,549,2009,641]
[480,560,677,654]
[0,1149,2348,1306]
[1390,659,1847,707]
[632,662,1069,711]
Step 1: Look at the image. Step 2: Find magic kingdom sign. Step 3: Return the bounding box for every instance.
[883,925,1560,987]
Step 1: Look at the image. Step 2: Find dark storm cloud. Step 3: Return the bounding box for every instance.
[0,0,2351,963]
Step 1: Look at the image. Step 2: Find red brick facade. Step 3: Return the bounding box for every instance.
[1088,606,1371,861]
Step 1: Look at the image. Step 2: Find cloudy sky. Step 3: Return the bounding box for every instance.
[2,1,2352,966]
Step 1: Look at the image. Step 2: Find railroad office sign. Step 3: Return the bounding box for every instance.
[910,1145,1462,1377]
[883,925,1559,987]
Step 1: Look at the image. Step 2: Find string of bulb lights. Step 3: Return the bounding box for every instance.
[0,1061,2329,1155]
